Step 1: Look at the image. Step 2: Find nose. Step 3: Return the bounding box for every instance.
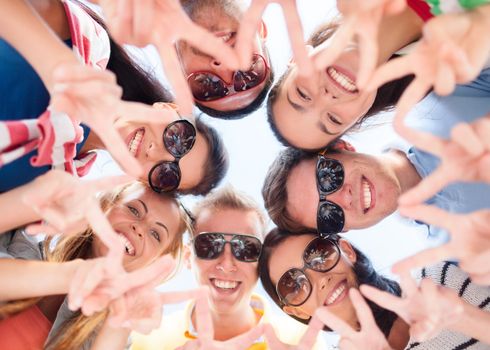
[146,138,171,162]
[215,243,237,273]
[131,223,144,240]
[328,183,353,210]
[208,61,234,85]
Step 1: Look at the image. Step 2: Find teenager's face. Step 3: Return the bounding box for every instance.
[176,2,271,112]
[268,234,359,328]
[272,47,377,150]
[93,187,181,271]
[115,104,208,191]
[285,150,402,232]
[189,208,263,314]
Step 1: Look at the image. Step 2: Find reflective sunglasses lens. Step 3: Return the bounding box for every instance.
[304,238,340,271]
[317,158,344,194]
[230,235,262,262]
[163,121,197,158]
[149,162,180,192]
[189,73,229,101]
[317,201,345,235]
[234,56,267,91]
[277,269,311,306]
[194,233,225,259]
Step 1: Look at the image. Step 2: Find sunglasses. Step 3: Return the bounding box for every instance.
[316,152,345,237]
[192,232,262,263]
[148,119,197,193]
[276,237,341,307]
[187,54,269,102]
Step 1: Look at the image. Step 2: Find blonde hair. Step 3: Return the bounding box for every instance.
[0,182,191,350]
[192,185,268,238]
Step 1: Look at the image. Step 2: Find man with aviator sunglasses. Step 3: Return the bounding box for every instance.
[131,187,324,349]
[176,0,274,120]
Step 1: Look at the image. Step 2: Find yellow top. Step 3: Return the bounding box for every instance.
[130,293,325,350]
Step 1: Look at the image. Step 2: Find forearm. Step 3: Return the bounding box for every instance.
[90,319,131,350]
[0,180,41,232]
[0,258,81,301]
[0,0,77,92]
[450,300,490,344]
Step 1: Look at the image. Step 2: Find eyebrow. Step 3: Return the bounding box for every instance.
[138,199,170,237]
[286,91,306,112]
[156,222,170,236]
[317,121,340,136]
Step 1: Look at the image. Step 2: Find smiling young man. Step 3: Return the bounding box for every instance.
[177,0,274,119]
[131,186,324,349]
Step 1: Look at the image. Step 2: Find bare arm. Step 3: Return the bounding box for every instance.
[0,180,41,233]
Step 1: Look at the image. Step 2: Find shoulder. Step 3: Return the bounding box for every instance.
[0,228,43,260]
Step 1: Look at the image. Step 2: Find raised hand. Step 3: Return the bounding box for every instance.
[51,63,168,178]
[234,0,313,77]
[263,312,323,349]
[70,254,176,316]
[175,294,264,350]
[92,0,239,115]
[397,115,490,206]
[393,206,490,284]
[367,7,490,123]
[23,170,130,248]
[311,0,406,88]
[361,274,464,341]
[315,289,392,350]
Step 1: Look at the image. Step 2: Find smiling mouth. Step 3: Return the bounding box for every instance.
[327,66,358,93]
[127,128,145,157]
[210,278,241,293]
[361,176,375,213]
[324,280,348,306]
[116,231,136,256]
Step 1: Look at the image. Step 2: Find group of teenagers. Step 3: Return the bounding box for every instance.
[1,0,490,349]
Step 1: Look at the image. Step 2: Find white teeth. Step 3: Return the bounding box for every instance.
[326,284,346,305]
[362,179,372,210]
[128,129,144,155]
[327,67,357,92]
[121,235,135,256]
[213,279,238,290]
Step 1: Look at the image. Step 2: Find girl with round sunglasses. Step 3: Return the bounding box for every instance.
[0,0,228,197]
[259,229,490,349]
[0,181,191,350]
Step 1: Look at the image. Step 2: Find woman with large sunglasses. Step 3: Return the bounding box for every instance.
[0,0,228,196]
[0,179,191,350]
[259,229,490,349]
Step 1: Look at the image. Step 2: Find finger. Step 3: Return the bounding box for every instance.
[96,127,144,177]
[111,0,133,43]
[34,206,69,232]
[53,64,116,84]
[451,123,485,157]
[359,285,404,315]
[25,223,62,236]
[468,269,490,285]
[85,205,124,256]
[297,311,324,349]
[282,1,314,78]
[159,289,202,305]
[398,204,455,231]
[356,14,381,89]
[365,56,413,92]
[132,0,154,46]
[115,102,169,124]
[126,255,176,290]
[53,80,123,101]
[349,289,378,330]
[398,166,454,205]
[393,123,446,156]
[433,60,456,96]
[473,116,490,151]
[312,18,355,71]
[460,251,490,276]
[194,293,214,342]
[398,272,419,296]
[182,22,239,71]
[393,78,431,129]
[234,0,268,69]
[263,323,282,348]
[157,43,194,116]
[88,174,134,193]
[392,246,453,275]
[228,324,265,349]
[315,307,355,337]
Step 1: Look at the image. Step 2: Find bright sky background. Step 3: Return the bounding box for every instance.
[86,1,433,347]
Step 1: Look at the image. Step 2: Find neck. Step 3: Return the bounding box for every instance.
[191,300,259,341]
[387,317,410,350]
[387,150,421,194]
[80,130,104,154]
[375,5,424,65]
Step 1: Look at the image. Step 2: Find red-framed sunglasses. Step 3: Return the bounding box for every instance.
[187,54,269,102]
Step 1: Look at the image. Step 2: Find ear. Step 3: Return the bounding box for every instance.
[183,244,192,270]
[283,305,311,320]
[258,20,268,40]
[330,139,356,152]
[338,239,357,264]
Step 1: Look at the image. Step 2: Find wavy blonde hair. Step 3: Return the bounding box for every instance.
[0,182,192,350]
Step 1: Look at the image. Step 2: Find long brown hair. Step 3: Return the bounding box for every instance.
[0,182,191,350]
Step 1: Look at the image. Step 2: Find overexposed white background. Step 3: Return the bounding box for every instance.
[85,1,432,347]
